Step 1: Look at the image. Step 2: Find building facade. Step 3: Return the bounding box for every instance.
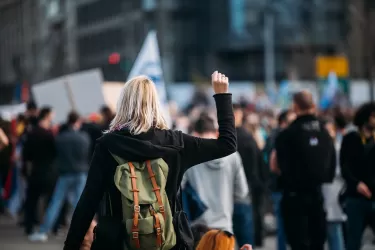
[0,0,374,94]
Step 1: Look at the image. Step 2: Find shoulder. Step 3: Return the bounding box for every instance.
[342,131,361,144]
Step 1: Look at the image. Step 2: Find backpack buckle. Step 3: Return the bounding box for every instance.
[156,227,162,235]
[134,205,140,213]
[159,205,165,213]
[132,232,139,239]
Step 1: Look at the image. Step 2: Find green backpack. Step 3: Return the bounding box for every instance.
[111,153,176,250]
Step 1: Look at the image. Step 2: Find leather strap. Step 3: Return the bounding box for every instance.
[129,162,140,248]
[146,160,165,219]
[150,207,163,247]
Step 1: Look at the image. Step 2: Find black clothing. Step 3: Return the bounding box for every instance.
[64,94,236,250]
[275,114,335,250]
[81,122,102,159]
[23,125,57,235]
[0,142,13,186]
[281,190,326,250]
[340,131,375,199]
[275,114,336,191]
[236,126,262,191]
[22,126,57,180]
[264,128,282,192]
[236,126,266,246]
[24,178,55,234]
[55,128,91,175]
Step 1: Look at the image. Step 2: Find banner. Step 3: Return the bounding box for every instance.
[128,30,171,127]
[32,69,106,124]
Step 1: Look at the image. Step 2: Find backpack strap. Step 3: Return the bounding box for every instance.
[146,160,165,219]
[128,162,141,248]
[150,207,163,247]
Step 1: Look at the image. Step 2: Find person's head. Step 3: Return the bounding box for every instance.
[108,75,168,135]
[233,103,243,127]
[353,102,375,131]
[100,105,114,122]
[291,90,316,116]
[195,230,236,250]
[333,112,348,133]
[193,114,218,139]
[278,110,296,129]
[67,111,82,130]
[26,101,38,117]
[37,107,53,128]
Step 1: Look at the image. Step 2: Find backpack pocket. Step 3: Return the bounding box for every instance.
[125,213,165,250]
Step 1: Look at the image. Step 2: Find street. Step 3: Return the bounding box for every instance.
[0,216,374,250]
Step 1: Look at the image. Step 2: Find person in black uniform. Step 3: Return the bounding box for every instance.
[271,91,336,250]
[340,102,375,250]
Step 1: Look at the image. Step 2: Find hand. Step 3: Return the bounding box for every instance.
[357,182,372,198]
[211,71,229,94]
[240,244,252,250]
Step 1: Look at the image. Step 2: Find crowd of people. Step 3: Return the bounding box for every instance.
[0,72,374,250]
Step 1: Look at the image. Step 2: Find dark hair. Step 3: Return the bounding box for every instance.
[17,114,27,123]
[67,111,80,125]
[334,113,348,130]
[353,102,375,128]
[100,105,112,115]
[232,103,242,110]
[38,107,52,121]
[278,110,289,126]
[193,114,216,134]
[292,91,314,111]
[27,101,37,111]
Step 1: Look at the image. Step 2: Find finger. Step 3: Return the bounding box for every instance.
[224,76,229,84]
[221,74,226,83]
[213,71,219,82]
[212,70,218,79]
[211,71,217,81]
[217,73,222,82]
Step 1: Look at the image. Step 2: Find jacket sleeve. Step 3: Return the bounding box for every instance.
[64,143,107,250]
[181,94,236,170]
[340,133,361,188]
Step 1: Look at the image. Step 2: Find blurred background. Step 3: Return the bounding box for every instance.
[0,0,375,106]
[1,1,375,250]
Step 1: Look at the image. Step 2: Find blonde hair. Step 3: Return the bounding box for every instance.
[108,75,168,135]
[196,230,235,250]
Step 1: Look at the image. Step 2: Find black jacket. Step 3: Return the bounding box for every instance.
[264,128,282,192]
[64,94,236,249]
[236,127,265,191]
[275,114,336,192]
[340,131,375,199]
[22,126,56,181]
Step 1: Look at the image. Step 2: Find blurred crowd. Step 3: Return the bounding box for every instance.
[0,89,374,250]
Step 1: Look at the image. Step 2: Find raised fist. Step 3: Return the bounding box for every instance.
[211,71,229,94]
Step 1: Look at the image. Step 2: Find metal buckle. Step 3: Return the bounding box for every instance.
[134,205,140,212]
[132,232,139,239]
